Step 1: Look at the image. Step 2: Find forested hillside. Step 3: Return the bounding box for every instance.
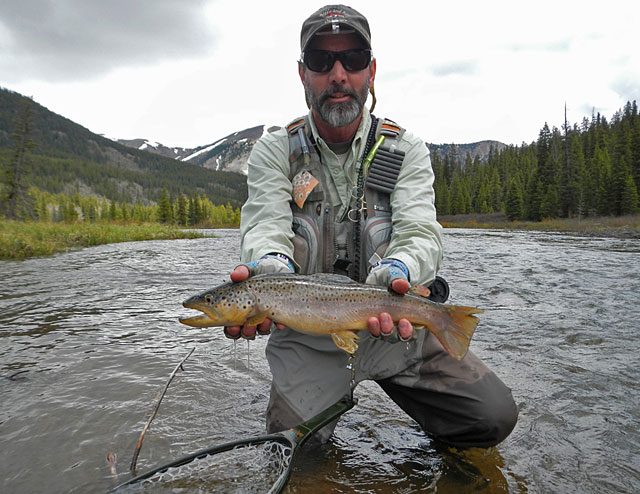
[433,102,640,220]
[2,86,638,225]
[0,88,247,209]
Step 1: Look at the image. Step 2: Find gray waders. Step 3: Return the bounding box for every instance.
[266,329,518,448]
[265,115,518,449]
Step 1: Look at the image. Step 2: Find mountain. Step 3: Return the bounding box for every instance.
[114,138,192,161]
[427,140,507,164]
[1,86,506,210]
[0,88,247,207]
[117,125,279,176]
[121,128,505,175]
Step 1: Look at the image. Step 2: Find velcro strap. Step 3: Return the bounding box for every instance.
[380,121,401,138]
[286,118,306,135]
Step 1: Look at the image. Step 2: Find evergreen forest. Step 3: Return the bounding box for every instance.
[432,101,640,220]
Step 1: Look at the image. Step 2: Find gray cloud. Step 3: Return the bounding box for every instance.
[611,73,640,102]
[0,0,216,82]
[508,38,571,53]
[430,60,478,77]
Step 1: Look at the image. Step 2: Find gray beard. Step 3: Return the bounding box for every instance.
[305,77,369,128]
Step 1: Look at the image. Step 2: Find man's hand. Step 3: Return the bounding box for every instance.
[365,259,417,341]
[224,255,292,340]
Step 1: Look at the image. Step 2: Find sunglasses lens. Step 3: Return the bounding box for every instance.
[304,51,333,72]
[303,50,371,73]
[341,50,371,71]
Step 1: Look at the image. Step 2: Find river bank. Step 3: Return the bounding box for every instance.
[2,215,639,261]
[0,221,209,260]
[438,213,640,239]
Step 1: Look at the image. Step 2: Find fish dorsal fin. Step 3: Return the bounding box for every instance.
[409,285,431,298]
[330,331,359,354]
[309,273,359,284]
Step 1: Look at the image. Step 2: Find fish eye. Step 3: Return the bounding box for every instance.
[205,295,213,304]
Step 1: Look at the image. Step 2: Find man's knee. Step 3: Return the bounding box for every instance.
[436,382,519,449]
[379,371,519,449]
[459,397,518,448]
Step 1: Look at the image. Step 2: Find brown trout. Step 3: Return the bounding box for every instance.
[179,273,483,360]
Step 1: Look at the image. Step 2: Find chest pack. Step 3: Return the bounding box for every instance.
[284,115,407,282]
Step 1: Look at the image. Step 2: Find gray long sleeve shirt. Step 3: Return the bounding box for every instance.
[240,109,443,286]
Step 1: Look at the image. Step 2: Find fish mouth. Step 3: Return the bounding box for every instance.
[179,301,222,327]
[179,314,218,328]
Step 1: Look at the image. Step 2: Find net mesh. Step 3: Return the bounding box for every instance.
[120,440,293,493]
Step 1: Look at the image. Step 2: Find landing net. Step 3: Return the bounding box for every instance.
[118,440,293,494]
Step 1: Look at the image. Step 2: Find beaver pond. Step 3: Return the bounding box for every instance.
[1,228,639,493]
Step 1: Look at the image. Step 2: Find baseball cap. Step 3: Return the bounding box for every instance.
[300,5,371,52]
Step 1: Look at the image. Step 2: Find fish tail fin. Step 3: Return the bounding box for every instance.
[430,305,483,360]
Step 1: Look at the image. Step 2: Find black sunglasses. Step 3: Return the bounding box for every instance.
[302,49,372,73]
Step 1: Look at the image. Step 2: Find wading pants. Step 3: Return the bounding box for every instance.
[265,328,518,449]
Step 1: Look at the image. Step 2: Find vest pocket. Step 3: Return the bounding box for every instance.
[363,214,392,267]
[292,213,320,274]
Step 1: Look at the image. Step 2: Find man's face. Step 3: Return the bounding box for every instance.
[299,32,376,129]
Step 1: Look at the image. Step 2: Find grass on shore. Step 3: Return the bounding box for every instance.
[0,221,210,260]
[438,213,640,238]
[3,214,638,261]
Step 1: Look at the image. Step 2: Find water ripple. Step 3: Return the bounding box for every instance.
[1,228,639,493]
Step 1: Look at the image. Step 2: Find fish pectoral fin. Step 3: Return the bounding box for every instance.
[409,285,431,298]
[330,331,359,354]
[244,313,268,326]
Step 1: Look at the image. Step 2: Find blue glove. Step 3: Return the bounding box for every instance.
[365,258,409,288]
[241,253,295,277]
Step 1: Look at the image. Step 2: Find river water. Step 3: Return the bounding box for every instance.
[1,228,639,493]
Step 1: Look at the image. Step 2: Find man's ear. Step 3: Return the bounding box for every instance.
[369,58,377,87]
[298,62,306,86]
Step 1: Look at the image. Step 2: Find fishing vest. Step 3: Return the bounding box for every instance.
[286,115,406,282]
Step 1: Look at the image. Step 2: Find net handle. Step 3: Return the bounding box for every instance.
[289,396,357,448]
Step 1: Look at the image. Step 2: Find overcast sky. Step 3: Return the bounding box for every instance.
[1,0,639,148]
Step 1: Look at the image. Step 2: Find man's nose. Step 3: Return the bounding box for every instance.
[328,60,348,83]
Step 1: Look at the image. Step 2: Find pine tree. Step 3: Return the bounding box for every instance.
[1,98,35,219]
[620,174,639,214]
[586,145,612,216]
[525,179,543,221]
[176,194,188,226]
[539,184,559,219]
[505,178,524,221]
[188,195,203,226]
[561,131,586,217]
[157,187,173,223]
[120,202,129,221]
[449,175,466,215]
[611,157,638,215]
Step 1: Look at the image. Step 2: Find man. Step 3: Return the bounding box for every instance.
[226,5,518,448]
